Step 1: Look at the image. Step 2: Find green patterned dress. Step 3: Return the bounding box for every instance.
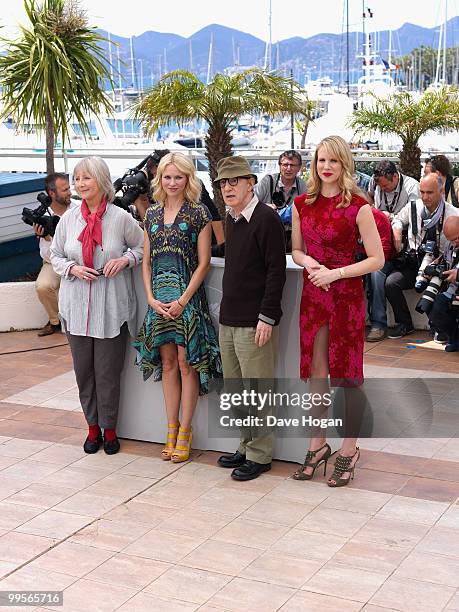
[134,201,222,394]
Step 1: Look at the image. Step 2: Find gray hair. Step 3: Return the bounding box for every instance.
[73,157,115,202]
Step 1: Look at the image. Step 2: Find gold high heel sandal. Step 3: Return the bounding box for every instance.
[171,426,192,463]
[161,422,180,460]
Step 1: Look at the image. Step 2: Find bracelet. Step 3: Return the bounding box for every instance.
[177,298,185,307]
[339,268,345,279]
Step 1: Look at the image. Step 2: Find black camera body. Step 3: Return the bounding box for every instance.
[271,191,286,210]
[113,169,150,210]
[113,151,169,210]
[424,263,447,278]
[22,192,60,237]
[393,248,419,271]
[414,239,439,293]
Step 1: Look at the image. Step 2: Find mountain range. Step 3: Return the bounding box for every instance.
[98,17,459,87]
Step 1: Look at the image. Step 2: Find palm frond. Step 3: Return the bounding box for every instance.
[0,0,114,149]
[350,87,459,145]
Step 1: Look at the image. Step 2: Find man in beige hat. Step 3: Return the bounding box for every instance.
[215,156,286,481]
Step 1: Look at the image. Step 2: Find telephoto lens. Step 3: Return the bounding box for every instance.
[415,276,444,315]
[415,252,436,293]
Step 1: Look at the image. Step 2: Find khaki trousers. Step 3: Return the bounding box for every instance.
[36,262,60,325]
[219,324,279,464]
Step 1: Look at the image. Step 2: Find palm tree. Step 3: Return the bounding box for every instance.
[350,87,459,180]
[0,0,114,174]
[296,97,317,150]
[133,69,304,215]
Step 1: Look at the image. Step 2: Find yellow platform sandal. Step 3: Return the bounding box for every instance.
[161,423,180,461]
[171,426,192,463]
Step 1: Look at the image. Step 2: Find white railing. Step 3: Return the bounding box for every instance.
[1,146,458,177]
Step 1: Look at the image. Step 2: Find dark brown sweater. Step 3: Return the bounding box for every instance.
[219,202,286,327]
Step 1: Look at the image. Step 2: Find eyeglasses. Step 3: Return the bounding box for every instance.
[218,177,247,188]
[280,162,300,169]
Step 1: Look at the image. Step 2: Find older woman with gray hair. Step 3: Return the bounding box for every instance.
[51,156,144,455]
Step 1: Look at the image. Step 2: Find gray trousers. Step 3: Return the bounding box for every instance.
[67,324,128,429]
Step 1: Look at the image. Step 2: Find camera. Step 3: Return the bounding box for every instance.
[113,169,150,210]
[271,191,286,209]
[414,240,438,293]
[113,150,168,210]
[415,262,446,315]
[22,192,60,237]
[443,260,459,307]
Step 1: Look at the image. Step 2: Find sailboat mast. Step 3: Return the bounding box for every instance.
[107,32,118,138]
[206,33,213,84]
[116,46,125,137]
[388,29,392,65]
[129,36,137,89]
[442,0,447,83]
[268,0,272,71]
[435,21,443,85]
[346,0,350,95]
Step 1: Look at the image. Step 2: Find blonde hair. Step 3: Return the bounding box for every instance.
[152,152,201,205]
[73,156,115,202]
[306,135,364,208]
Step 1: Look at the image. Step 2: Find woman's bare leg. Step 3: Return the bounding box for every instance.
[177,345,199,429]
[301,325,332,476]
[159,343,181,424]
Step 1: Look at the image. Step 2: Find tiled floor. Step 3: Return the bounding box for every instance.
[0,330,457,611]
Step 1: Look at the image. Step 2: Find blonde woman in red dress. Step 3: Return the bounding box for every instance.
[291,135,384,486]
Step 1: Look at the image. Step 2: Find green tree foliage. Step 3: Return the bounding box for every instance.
[394,45,459,90]
[0,0,114,173]
[133,69,304,216]
[350,87,459,180]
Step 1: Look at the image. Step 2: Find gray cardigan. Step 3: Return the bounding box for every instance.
[50,203,144,339]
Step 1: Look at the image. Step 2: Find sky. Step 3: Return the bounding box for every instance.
[2,0,458,41]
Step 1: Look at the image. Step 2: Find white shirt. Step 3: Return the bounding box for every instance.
[227,194,259,223]
[39,200,78,263]
[392,199,459,252]
[50,203,144,339]
[369,173,420,215]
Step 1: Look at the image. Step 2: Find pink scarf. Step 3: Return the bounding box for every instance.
[77,199,107,268]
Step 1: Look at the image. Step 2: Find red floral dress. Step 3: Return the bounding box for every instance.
[294,192,368,386]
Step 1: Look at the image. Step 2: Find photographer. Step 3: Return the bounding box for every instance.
[367,160,420,218]
[34,173,71,336]
[255,150,307,252]
[128,150,170,227]
[429,216,459,352]
[386,173,459,338]
[429,155,459,208]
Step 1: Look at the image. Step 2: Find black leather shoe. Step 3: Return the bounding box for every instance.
[231,460,271,481]
[217,450,246,468]
[103,436,120,455]
[83,434,102,454]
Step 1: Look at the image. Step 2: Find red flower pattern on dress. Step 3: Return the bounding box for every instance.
[295,192,368,387]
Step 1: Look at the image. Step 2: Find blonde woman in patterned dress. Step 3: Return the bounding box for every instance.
[134,153,222,462]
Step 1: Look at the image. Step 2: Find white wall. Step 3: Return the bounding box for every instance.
[0,281,48,332]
